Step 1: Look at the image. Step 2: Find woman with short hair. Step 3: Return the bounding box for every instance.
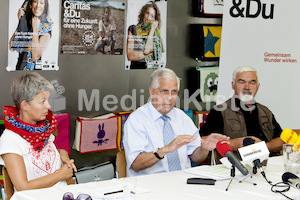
[0,73,76,192]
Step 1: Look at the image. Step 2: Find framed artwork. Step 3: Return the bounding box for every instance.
[190,24,222,61]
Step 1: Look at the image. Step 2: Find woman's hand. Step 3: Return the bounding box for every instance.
[150,20,159,31]
[59,149,77,172]
[17,8,25,20]
[63,159,77,173]
[58,163,75,181]
[143,20,159,55]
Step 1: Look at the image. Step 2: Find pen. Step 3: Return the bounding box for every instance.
[104,190,123,195]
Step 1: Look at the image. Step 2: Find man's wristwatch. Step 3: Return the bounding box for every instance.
[153,148,164,160]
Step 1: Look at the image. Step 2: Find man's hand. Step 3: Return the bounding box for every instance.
[163,135,196,153]
[201,133,230,151]
[229,136,262,151]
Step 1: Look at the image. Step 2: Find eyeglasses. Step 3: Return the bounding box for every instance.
[63,192,92,200]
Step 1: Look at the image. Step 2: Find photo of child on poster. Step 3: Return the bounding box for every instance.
[61,0,125,55]
[7,0,59,71]
[125,0,167,70]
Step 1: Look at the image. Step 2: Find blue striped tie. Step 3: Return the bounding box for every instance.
[161,115,182,171]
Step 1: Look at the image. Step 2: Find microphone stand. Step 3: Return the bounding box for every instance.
[210,150,217,166]
[226,165,235,191]
[253,165,257,174]
[225,164,256,191]
[238,165,257,186]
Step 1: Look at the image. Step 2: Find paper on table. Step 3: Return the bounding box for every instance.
[78,184,150,200]
[219,157,252,169]
[132,187,151,195]
[185,164,246,180]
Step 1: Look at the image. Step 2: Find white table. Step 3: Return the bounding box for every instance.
[10,156,300,200]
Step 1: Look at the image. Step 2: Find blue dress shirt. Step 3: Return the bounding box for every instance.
[123,102,200,177]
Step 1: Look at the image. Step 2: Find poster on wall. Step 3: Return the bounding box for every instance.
[7,0,60,71]
[218,0,300,129]
[125,0,167,70]
[61,0,125,55]
[192,0,223,17]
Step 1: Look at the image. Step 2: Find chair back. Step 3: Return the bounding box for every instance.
[2,166,14,200]
[2,166,73,200]
[116,151,127,178]
[66,177,74,185]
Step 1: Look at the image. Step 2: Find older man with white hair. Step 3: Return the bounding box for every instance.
[200,66,283,155]
[123,68,228,177]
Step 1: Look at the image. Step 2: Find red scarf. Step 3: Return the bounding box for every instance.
[3,106,57,151]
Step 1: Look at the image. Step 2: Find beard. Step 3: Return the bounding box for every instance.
[239,89,255,104]
[239,94,254,102]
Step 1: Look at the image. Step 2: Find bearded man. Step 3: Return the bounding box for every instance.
[200,66,283,156]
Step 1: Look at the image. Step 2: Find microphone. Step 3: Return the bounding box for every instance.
[280,129,299,143]
[242,138,266,176]
[282,172,300,189]
[280,129,300,151]
[243,137,255,146]
[216,141,249,176]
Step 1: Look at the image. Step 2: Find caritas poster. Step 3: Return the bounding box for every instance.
[125,0,167,70]
[61,0,125,55]
[218,0,300,129]
[7,0,60,71]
